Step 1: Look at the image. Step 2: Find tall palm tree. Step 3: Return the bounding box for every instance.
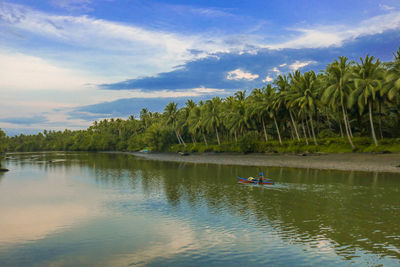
[226,97,249,141]
[188,105,208,145]
[203,97,223,145]
[384,48,400,101]
[263,86,283,144]
[164,102,186,146]
[249,88,268,142]
[323,56,356,149]
[250,86,279,142]
[140,108,150,129]
[350,55,384,146]
[291,71,318,145]
[275,74,301,141]
[184,100,197,143]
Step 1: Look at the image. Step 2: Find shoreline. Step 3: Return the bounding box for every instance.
[115,152,400,173]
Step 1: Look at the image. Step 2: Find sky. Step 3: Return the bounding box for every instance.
[1,0,400,135]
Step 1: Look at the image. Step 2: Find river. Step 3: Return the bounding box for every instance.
[0,152,399,266]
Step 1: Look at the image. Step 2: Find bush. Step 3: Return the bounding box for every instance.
[318,129,336,138]
[238,132,259,153]
[127,134,146,151]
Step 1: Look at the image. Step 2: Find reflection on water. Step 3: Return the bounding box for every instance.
[0,152,399,266]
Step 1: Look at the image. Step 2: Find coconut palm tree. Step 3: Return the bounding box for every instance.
[188,105,208,145]
[249,86,279,142]
[202,97,223,145]
[183,99,197,143]
[260,86,283,144]
[322,56,356,149]
[140,108,150,129]
[350,55,384,146]
[290,71,319,145]
[164,102,186,146]
[275,74,301,141]
[384,48,400,101]
[226,97,249,141]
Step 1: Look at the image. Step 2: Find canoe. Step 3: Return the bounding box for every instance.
[237,176,274,185]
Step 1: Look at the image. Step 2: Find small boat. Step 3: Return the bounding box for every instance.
[237,176,274,185]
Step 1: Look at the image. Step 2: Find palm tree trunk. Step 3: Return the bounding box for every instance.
[306,119,312,140]
[344,108,353,138]
[192,135,196,144]
[178,131,186,147]
[215,128,221,145]
[339,120,344,138]
[262,117,268,142]
[234,131,238,143]
[378,102,383,139]
[289,110,300,141]
[341,104,356,150]
[175,130,182,144]
[273,116,282,144]
[202,130,208,146]
[302,120,309,145]
[290,126,295,140]
[309,114,318,145]
[368,101,378,146]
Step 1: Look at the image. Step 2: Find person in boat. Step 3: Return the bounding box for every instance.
[258,172,264,183]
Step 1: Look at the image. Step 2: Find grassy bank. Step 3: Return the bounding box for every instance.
[166,137,400,154]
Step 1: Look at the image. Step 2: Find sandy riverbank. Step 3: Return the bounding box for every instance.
[117,152,400,173]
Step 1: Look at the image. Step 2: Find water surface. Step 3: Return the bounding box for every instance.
[0,152,399,266]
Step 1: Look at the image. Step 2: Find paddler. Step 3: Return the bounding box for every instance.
[258,172,264,183]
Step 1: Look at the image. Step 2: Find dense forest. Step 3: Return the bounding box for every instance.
[1,50,400,154]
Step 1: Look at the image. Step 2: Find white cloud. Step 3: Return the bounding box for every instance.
[226,69,259,80]
[2,1,400,75]
[379,4,395,11]
[192,87,226,93]
[51,0,92,11]
[0,86,228,130]
[289,60,317,71]
[0,2,262,78]
[268,11,400,49]
[262,76,273,83]
[0,51,101,91]
[272,67,280,73]
[271,29,344,49]
[101,88,227,98]
[279,63,287,67]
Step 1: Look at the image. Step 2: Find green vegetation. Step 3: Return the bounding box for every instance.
[2,49,400,154]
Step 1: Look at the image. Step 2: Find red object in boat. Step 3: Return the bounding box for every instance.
[237,177,274,185]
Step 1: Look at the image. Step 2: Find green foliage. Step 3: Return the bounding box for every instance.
[128,134,145,151]
[238,132,259,153]
[145,123,175,151]
[0,128,7,153]
[318,129,338,138]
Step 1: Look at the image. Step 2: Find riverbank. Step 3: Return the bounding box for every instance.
[119,152,400,173]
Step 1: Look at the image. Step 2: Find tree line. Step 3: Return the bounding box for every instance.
[1,49,400,153]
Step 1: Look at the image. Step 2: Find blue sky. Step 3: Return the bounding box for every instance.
[1,0,400,135]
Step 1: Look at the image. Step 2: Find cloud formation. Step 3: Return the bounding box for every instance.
[51,0,93,11]
[69,95,217,121]
[226,69,259,80]
[0,51,98,91]
[100,29,400,93]
[262,76,273,83]
[0,115,48,125]
[289,60,317,71]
